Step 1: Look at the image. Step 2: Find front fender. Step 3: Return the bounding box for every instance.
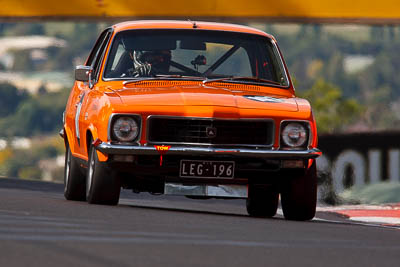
[86,124,109,162]
[63,124,75,153]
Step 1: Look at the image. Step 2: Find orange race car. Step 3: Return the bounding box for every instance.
[61,20,321,220]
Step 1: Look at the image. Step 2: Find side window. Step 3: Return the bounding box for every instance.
[92,31,112,80]
[85,29,112,79]
[86,30,109,66]
[109,43,127,71]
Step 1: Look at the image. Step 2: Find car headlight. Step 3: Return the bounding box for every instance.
[112,117,139,142]
[281,122,308,149]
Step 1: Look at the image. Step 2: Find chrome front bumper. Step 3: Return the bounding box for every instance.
[95,142,321,159]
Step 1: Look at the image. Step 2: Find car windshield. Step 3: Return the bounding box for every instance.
[103,29,289,87]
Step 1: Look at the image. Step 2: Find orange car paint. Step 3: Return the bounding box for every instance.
[63,21,318,163]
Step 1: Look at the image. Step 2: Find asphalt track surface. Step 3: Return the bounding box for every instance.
[0,177,399,267]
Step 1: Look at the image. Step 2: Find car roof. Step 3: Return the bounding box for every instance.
[112,20,275,40]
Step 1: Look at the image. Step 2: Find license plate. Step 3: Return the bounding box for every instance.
[179,160,235,178]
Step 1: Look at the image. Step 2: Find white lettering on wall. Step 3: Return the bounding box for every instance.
[316,155,331,200]
[316,155,331,174]
[318,148,400,194]
[332,150,365,193]
[388,149,400,182]
[368,150,381,184]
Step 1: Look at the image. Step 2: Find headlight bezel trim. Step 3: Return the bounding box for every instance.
[108,113,142,144]
[279,120,311,150]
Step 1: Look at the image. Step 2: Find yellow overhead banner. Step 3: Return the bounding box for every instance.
[0,0,399,24]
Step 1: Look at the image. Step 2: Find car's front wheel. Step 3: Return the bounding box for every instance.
[64,143,86,201]
[280,160,317,221]
[86,142,121,205]
[246,185,279,217]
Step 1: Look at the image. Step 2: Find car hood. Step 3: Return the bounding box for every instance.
[112,83,299,112]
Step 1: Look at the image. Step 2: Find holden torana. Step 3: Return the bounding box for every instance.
[61,20,321,220]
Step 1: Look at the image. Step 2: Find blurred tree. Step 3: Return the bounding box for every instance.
[0,135,65,180]
[0,149,35,177]
[300,79,364,133]
[11,49,34,71]
[324,51,345,82]
[357,45,400,99]
[44,23,101,71]
[0,88,69,137]
[0,83,29,117]
[18,166,42,180]
[362,86,400,129]
[371,26,385,41]
[0,23,44,36]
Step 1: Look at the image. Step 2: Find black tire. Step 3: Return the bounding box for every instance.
[86,143,120,205]
[64,143,86,201]
[246,185,279,217]
[280,160,317,221]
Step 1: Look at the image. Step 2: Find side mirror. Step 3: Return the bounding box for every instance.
[75,65,93,82]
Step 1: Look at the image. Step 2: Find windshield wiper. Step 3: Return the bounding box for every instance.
[202,76,283,86]
[123,74,204,86]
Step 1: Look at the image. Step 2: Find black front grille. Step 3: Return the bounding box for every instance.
[147,117,274,146]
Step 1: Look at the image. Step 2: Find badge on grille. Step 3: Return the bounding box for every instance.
[243,95,284,103]
[206,127,217,138]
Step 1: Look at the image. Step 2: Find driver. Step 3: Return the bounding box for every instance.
[130,50,171,77]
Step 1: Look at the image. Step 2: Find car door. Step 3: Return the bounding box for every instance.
[72,29,113,158]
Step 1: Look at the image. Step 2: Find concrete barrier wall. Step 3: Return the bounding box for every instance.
[317,132,400,198]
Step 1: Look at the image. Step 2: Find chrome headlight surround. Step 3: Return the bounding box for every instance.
[280,121,310,150]
[109,114,141,143]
